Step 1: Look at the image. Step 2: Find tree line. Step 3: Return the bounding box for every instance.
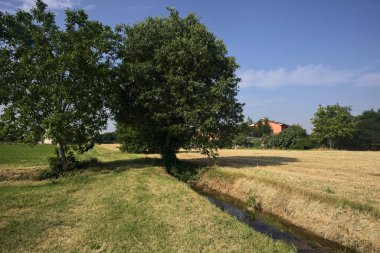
[233,105,380,150]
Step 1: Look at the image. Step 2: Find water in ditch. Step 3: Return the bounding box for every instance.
[204,194,354,253]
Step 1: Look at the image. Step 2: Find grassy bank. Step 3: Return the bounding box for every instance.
[175,149,380,252]
[0,144,294,252]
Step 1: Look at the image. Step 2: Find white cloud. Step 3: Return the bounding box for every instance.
[238,64,380,89]
[0,0,81,11]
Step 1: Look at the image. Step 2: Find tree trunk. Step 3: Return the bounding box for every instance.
[57,142,69,172]
[161,137,177,173]
[328,139,334,149]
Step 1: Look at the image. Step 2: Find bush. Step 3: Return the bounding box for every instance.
[271,125,310,150]
[36,149,99,180]
[35,166,60,180]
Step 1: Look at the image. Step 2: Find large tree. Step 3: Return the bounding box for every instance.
[311,104,356,149]
[115,9,243,170]
[0,1,115,171]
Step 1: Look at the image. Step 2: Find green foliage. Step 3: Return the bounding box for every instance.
[0,1,116,170]
[247,192,261,211]
[0,121,22,143]
[354,108,380,150]
[232,118,256,147]
[260,134,273,149]
[252,118,273,137]
[115,9,243,170]
[271,125,311,150]
[311,104,356,149]
[50,150,78,171]
[166,160,210,182]
[37,149,99,179]
[37,149,79,179]
[116,124,159,153]
[97,132,116,144]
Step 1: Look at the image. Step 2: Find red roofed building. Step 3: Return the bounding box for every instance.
[250,118,289,134]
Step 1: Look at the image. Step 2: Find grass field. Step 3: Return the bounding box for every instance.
[174,149,380,252]
[0,144,55,168]
[0,144,294,253]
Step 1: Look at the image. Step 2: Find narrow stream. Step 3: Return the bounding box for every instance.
[200,192,354,253]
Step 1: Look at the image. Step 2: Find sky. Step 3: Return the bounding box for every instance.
[1,0,380,132]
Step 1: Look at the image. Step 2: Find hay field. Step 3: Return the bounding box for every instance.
[178,149,380,252]
[178,149,380,211]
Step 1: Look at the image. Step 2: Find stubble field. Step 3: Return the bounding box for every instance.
[177,149,380,252]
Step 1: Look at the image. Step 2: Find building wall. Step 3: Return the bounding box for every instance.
[269,122,288,134]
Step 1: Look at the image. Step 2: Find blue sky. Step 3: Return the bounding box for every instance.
[1,0,380,132]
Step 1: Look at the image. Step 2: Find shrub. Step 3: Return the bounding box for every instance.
[271,125,311,150]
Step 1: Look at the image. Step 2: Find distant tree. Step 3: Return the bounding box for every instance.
[232,117,255,147]
[0,121,5,142]
[0,1,115,171]
[115,9,243,170]
[271,124,310,149]
[98,132,117,144]
[251,118,273,137]
[354,108,380,150]
[311,104,356,149]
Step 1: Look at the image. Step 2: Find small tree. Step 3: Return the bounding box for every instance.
[115,9,243,170]
[311,104,356,149]
[0,1,115,171]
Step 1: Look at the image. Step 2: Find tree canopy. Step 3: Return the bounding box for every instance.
[0,0,115,171]
[354,108,380,150]
[311,104,356,149]
[115,9,243,170]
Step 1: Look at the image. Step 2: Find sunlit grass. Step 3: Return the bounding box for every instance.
[0,144,55,168]
[0,145,294,252]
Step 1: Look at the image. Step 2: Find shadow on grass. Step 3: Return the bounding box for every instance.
[85,157,157,174]
[31,157,158,181]
[182,156,299,168]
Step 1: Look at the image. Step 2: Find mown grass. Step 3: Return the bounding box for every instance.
[0,145,294,252]
[0,144,55,168]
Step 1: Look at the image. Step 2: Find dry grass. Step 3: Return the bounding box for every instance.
[177,149,380,252]
[178,149,380,211]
